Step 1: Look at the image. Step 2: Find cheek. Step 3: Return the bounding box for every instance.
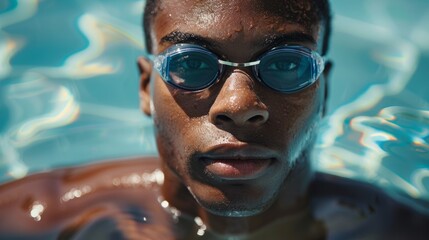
[290,82,323,123]
[152,80,190,163]
[266,83,323,154]
[290,84,323,150]
[152,79,208,160]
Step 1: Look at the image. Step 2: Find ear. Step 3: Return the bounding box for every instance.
[321,60,333,116]
[138,57,153,116]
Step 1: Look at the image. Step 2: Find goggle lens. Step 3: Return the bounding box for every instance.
[152,44,323,93]
[258,50,314,92]
[168,51,219,90]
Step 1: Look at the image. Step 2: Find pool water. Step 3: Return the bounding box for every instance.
[0,0,428,215]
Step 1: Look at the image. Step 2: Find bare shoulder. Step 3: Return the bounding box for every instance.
[0,157,178,239]
[310,173,429,239]
[0,157,162,205]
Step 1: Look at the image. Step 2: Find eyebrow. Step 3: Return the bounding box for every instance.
[160,31,217,48]
[159,30,317,52]
[262,32,316,47]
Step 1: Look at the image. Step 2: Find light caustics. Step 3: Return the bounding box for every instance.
[319,104,429,201]
[1,74,80,180]
[316,0,429,201]
[316,14,419,178]
[380,107,429,199]
[1,1,147,181]
[0,0,39,79]
[33,14,117,79]
[318,15,418,148]
[10,87,80,146]
[0,0,40,179]
[33,11,144,79]
[352,107,428,198]
[5,74,80,147]
[0,38,20,79]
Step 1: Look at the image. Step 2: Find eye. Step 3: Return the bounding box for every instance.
[176,56,211,70]
[267,61,298,71]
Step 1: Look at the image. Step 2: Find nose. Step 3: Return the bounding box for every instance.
[209,70,269,128]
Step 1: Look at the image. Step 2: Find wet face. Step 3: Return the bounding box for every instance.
[140,0,329,217]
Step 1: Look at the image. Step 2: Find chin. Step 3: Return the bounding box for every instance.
[191,189,276,217]
[185,158,290,218]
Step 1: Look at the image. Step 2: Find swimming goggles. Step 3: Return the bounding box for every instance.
[150,44,325,93]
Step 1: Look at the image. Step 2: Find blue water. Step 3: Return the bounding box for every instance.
[0,0,428,213]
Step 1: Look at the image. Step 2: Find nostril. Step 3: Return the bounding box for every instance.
[248,115,265,123]
[216,114,233,123]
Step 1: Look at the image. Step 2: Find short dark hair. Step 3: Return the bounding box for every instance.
[143,0,332,55]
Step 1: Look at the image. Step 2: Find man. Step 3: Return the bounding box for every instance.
[0,0,428,239]
[138,0,331,236]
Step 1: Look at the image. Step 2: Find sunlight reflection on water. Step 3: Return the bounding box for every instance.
[312,0,429,211]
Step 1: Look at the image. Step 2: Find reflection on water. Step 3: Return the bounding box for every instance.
[34,12,144,79]
[312,0,429,211]
[0,0,38,78]
[1,73,80,179]
[315,106,429,212]
[0,0,155,181]
[6,73,80,146]
[0,0,428,212]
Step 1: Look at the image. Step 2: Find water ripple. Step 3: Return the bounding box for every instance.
[5,73,80,147]
[316,106,429,202]
[0,0,39,79]
[31,11,144,79]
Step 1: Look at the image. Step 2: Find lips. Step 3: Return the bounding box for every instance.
[196,143,278,181]
[203,158,272,180]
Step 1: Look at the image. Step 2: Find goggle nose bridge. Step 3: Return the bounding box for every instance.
[218,59,261,67]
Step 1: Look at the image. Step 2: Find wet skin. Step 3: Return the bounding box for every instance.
[138,0,328,234]
[0,157,428,240]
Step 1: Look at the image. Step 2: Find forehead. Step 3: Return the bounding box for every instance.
[151,0,324,54]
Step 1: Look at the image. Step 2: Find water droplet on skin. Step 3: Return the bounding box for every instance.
[194,217,207,236]
[161,200,169,208]
[29,201,45,222]
[248,17,255,29]
[197,228,206,236]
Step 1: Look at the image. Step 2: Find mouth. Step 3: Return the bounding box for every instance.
[196,143,278,181]
[202,158,273,180]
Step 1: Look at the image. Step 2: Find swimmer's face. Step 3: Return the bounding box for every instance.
[139,0,330,217]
